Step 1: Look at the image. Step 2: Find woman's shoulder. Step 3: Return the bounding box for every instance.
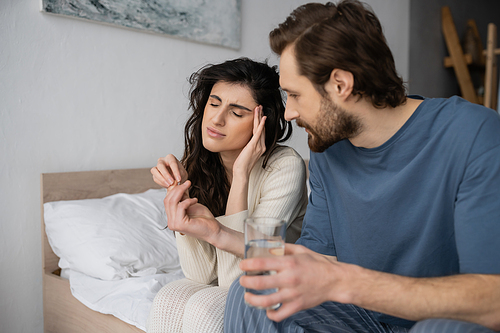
[266,146,306,171]
[250,146,307,188]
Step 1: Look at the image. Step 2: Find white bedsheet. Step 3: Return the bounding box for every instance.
[66,268,185,331]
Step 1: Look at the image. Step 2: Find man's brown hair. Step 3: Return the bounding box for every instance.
[270,0,406,108]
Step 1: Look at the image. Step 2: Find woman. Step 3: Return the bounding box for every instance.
[146,58,308,333]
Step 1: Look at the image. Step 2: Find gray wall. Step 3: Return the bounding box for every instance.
[409,0,500,98]
[0,1,410,332]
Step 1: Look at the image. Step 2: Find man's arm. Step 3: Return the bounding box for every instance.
[240,244,500,331]
[352,267,500,330]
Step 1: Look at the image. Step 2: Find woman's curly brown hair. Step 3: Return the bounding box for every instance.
[181,58,292,216]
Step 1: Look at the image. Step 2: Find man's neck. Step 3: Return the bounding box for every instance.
[348,97,423,149]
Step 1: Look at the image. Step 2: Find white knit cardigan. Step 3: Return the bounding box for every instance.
[175,146,308,288]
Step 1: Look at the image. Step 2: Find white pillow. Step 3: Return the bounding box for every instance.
[44,189,180,280]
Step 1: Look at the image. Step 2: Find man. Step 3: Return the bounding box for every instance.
[223,1,500,332]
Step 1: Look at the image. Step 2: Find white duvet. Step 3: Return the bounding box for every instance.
[64,268,185,331]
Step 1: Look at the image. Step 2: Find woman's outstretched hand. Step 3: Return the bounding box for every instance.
[151,154,188,188]
[164,180,221,243]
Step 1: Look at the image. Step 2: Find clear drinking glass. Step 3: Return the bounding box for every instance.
[244,217,286,310]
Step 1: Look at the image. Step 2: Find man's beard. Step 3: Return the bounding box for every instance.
[296,96,361,153]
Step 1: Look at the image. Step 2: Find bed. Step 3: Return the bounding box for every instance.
[40,161,310,333]
[41,168,184,333]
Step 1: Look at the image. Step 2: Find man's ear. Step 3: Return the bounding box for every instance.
[325,69,353,102]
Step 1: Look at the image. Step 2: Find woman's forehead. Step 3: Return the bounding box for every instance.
[210,81,256,105]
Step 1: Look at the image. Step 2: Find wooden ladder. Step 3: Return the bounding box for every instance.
[484,23,498,110]
[442,6,499,110]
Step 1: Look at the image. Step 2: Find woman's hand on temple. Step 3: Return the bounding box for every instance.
[233,106,267,178]
[225,106,266,216]
[151,154,188,188]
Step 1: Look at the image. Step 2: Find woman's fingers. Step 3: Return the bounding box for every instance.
[256,116,267,154]
[164,181,193,233]
[251,105,266,152]
[155,160,174,187]
[164,154,184,183]
[258,116,267,138]
[253,105,262,134]
[253,106,266,134]
[151,165,171,187]
[165,181,191,205]
[151,154,186,187]
[177,197,198,211]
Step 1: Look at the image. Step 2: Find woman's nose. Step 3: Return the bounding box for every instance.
[212,107,226,126]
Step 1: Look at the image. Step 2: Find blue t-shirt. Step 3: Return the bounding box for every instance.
[296,96,500,328]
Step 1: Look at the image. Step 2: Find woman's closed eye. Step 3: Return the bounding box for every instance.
[232,110,243,118]
[208,102,244,117]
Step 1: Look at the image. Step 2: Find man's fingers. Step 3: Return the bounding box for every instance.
[239,245,308,273]
[266,300,303,322]
[239,255,286,273]
[243,291,281,311]
[284,243,308,255]
[240,271,280,291]
[242,288,302,323]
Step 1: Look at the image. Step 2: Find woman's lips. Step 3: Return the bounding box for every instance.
[207,127,225,138]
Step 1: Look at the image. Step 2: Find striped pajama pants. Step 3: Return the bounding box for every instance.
[224,280,496,333]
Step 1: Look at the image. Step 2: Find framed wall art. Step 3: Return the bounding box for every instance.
[41,0,241,49]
